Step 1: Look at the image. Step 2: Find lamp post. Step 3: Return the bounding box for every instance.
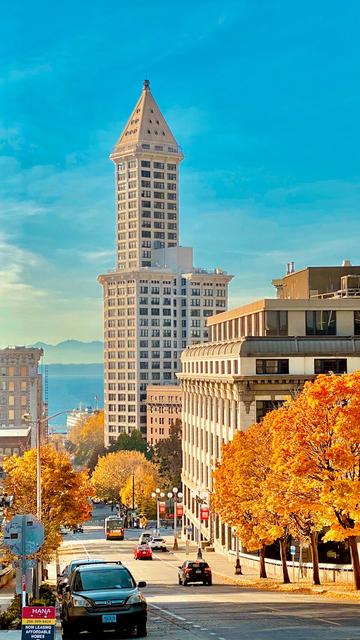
[194,488,209,560]
[234,534,242,575]
[167,487,183,550]
[151,488,165,533]
[22,409,72,596]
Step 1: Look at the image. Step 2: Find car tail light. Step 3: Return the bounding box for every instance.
[205,567,211,572]
[185,568,191,573]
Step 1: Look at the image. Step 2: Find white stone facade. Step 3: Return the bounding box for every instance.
[178,298,360,552]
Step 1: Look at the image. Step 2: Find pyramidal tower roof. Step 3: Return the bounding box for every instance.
[111,80,182,159]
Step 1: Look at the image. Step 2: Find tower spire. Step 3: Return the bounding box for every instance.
[143,79,150,91]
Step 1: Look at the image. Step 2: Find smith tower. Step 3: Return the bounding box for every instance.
[99,81,232,446]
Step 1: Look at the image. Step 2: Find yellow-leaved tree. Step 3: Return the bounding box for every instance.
[92,450,159,516]
[67,410,105,469]
[4,446,92,562]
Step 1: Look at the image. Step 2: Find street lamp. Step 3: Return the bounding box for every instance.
[167,487,183,550]
[151,488,165,533]
[23,410,72,521]
[22,409,72,597]
[194,488,208,560]
[234,533,242,575]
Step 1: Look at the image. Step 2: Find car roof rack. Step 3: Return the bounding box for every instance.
[76,561,123,569]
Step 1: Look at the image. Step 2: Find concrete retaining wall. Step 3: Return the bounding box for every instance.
[224,550,354,584]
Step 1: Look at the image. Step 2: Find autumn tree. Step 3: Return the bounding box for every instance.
[267,405,324,585]
[153,420,182,489]
[213,417,290,582]
[120,463,158,518]
[3,446,92,562]
[271,373,360,590]
[67,410,106,470]
[91,450,159,514]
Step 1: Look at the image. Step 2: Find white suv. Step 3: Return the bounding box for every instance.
[138,532,152,545]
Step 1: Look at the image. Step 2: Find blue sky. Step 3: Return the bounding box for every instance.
[1,0,360,344]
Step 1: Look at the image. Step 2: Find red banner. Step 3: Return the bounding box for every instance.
[159,501,166,514]
[200,505,209,521]
[176,504,184,517]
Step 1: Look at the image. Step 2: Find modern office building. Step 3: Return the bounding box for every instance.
[98,81,232,446]
[146,384,182,445]
[0,347,45,452]
[178,264,360,553]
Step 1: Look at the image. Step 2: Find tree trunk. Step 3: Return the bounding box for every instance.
[259,546,267,579]
[348,536,360,590]
[279,537,291,583]
[310,532,321,585]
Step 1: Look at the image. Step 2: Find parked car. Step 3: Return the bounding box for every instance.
[148,537,167,552]
[57,558,106,595]
[60,525,71,535]
[134,544,152,560]
[61,561,147,638]
[138,532,152,545]
[72,524,84,533]
[178,560,212,586]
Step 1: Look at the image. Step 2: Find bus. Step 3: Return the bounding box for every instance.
[105,516,125,540]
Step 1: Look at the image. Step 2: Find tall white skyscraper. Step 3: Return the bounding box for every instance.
[99,81,232,445]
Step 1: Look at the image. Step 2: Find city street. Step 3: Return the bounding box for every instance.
[55,517,360,640]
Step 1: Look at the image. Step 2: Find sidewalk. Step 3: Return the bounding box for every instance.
[170,541,360,601]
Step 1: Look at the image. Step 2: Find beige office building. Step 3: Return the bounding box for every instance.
[178,264,360,552]
[0,347,45,455]
[146,385,182,445]
[99,81,232,446]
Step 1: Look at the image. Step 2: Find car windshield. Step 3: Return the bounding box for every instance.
[188,562,208,568]
[74,568,134,591]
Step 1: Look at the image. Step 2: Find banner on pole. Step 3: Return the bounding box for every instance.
[200,505,209,521]
[159,502,166,514]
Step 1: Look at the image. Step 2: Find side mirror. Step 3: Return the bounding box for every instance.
[137,581,146,589]
[65,585,70,593]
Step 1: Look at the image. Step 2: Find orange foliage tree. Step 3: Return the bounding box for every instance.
[270,373,360,590]
[213,416,290,582]
[266,405,324,585]
[3,445,92,561]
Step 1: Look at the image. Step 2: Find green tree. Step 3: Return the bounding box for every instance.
[108,429,151,458]
[153,420,182,489]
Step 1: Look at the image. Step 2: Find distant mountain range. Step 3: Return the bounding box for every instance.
[30,340,103,364]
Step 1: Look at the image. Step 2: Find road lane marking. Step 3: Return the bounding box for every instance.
[315,618,341,626]
[150,604,186,621]
[80,542,90,558]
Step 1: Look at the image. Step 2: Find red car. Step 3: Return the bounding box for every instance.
[134,544,153,560]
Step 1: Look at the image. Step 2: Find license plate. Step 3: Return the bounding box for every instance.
[102,614,116,624]
[195,569,202,574]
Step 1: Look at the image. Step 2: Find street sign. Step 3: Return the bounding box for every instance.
[290,545,296,556]
[3,514,44,556]
[22,605,56,639]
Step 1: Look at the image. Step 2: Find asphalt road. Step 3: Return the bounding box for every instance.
[58,523,360,640]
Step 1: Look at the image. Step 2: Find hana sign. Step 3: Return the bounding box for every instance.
[22,606,56,639]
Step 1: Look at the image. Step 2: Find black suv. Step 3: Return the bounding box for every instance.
[178,560,212,586]
[57,558,105,595]
[61,562,147,638]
